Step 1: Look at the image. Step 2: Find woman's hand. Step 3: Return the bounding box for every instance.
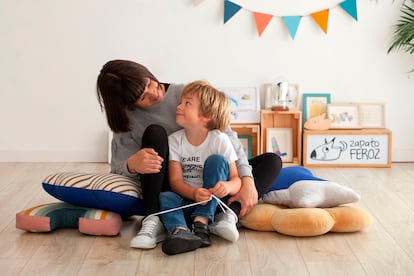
[227,176,258,218]
[127,148,163,174]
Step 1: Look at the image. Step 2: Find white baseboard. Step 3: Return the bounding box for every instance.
[0,149,108,162]
[391,148,414,162]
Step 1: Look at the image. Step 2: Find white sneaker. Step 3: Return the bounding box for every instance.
[130,215,166,249]
[209,211,239,242]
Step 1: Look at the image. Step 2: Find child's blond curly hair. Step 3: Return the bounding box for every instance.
[180,80,230,131]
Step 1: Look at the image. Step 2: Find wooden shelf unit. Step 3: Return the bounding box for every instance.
[230,124,260,158]
[260,110,302,166]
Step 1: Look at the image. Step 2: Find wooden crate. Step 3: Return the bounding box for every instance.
[260,110,302,166]
[303,128,392,167]
[230,124,260,158]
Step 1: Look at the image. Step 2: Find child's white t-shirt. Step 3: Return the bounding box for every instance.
[168,129,238,188]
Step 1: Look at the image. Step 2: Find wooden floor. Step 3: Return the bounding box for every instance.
[1,162,414,275]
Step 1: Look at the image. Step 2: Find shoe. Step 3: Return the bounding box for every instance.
[161,228,202,255]
[130,215,166,249]
[192,221,211,247]
[209,211,239,242]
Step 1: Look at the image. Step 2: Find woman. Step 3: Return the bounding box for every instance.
[96,60,282,249]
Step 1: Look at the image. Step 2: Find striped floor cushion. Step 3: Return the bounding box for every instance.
[16,202,122,236]
[42,172,144,217]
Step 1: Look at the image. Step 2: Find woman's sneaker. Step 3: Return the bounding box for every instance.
[130,216,166,249]
[161,228,202,255]
[209,212,239,242]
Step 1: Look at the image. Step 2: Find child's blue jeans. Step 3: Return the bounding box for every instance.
[159,154,230,233]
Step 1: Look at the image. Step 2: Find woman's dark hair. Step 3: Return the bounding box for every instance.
[96,60,159,132]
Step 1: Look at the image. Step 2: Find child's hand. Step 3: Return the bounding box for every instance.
[209,181,229,198]
[193,188,211,205]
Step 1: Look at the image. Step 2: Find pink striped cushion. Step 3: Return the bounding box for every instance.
[16,202,122,236]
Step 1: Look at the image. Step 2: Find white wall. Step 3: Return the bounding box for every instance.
[1,0,413,162]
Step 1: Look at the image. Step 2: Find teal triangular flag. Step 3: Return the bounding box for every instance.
[340,0,358,21]
[224,0,242,24]
[282,16,301,39]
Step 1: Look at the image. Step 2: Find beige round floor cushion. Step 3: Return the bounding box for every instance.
[240,203,372,237]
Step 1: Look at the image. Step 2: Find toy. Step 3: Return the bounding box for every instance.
[16,166,371,237]
[304,113,333,130]
[263,180,360,208]
[42,172,144,218]
[240,203,372,236]
[16,202,122,236]
[239,166,372,236]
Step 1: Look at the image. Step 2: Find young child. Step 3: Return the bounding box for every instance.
[159,80,241,255]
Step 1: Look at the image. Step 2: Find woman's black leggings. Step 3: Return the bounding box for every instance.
[140,125,170,215]
[140,124,283,216]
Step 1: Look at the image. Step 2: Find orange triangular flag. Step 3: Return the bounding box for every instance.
[311,9,329,34]
[253,12,273,37]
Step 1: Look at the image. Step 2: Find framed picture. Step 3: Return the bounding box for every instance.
[219,87,260,123]
[327,104,361,129]
[238,134,252,159]
[356,103,386,128]
[302,93,331,123]
[266,128,293,162]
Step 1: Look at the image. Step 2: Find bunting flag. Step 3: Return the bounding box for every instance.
[253,12,273,37]
[282,16,302,40]
[340,0,358,21]
[220,0,358,39]
[311,9,330,34]
[224,0,242,24]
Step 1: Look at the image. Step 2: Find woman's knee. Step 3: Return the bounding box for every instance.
[142,124,168,156]
[264,152,282,168]
[143,124,167,140]
[251,152,282,168]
